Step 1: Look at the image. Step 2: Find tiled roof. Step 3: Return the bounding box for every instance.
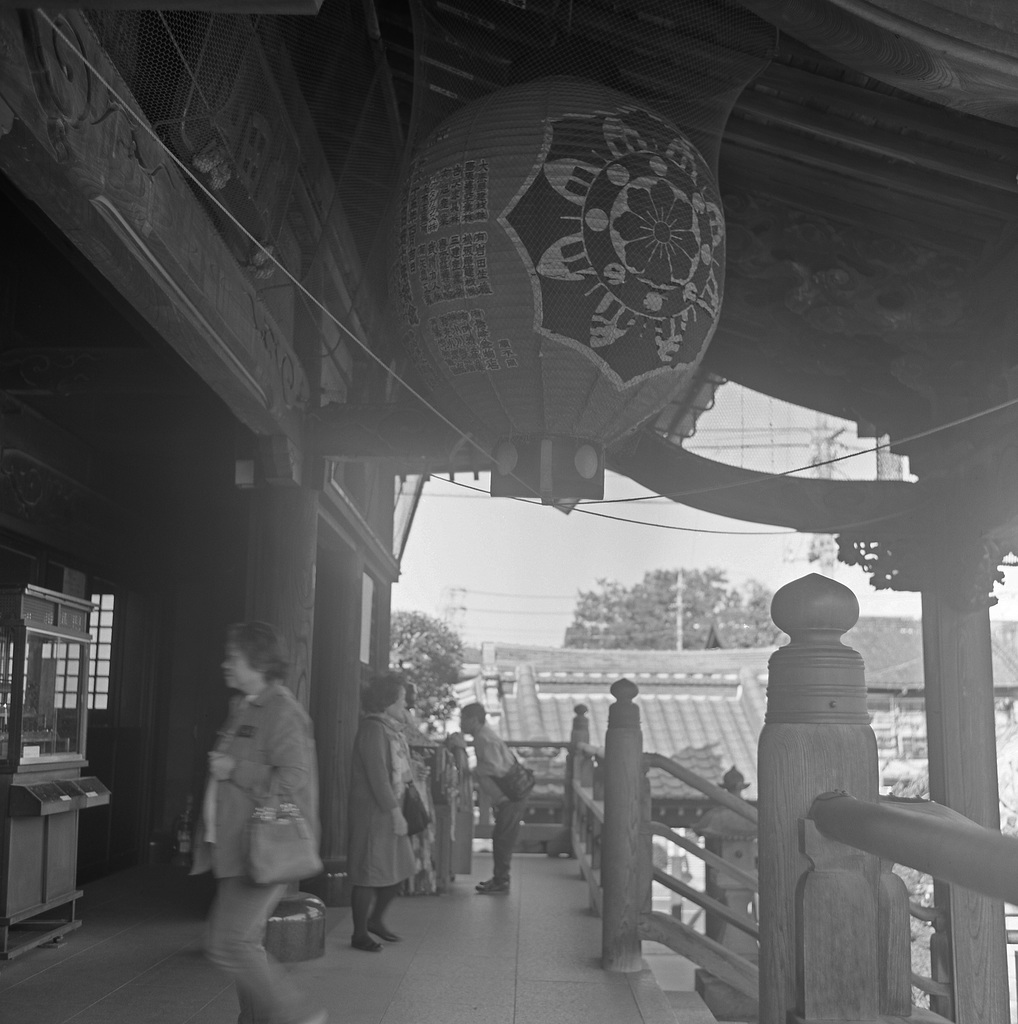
[845,618,1018,688]
[465,643,769,801]
[460,619,1018,804]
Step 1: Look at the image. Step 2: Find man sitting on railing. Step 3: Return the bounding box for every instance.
[456,703,525,894]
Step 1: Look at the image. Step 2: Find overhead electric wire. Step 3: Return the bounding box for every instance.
[430,474,910,537]
[47,11,1018,529]
[38,11,547,504]
[582,394,1018,506]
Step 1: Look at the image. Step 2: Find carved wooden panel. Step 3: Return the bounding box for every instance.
[710,187,1005,428]
[0,10,309,441]
[0,0,323,11]
[723,189,973,339]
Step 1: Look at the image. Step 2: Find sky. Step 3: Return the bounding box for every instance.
[391,384,1018,648]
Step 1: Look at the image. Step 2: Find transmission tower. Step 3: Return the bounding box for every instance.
[441,586,467,632]
[806,419,844,574]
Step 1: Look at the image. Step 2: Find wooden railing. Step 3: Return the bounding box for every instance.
[564,695,762,1014]
[583,573,1015,1024]
[641,751,760,1007]
[571,738,605,915]
[807,790,1018,1019]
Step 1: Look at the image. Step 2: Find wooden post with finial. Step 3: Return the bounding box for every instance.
[548,704,588,857]
[758,574,880,1024]
[565,704,585,847]
[602,678,644,972]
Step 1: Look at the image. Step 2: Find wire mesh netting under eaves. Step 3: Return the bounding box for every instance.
[81,0,774,424]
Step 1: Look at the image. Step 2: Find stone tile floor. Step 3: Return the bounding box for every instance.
[0,854,713,1024]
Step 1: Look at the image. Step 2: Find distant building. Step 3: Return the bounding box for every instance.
[459,618,1018,806]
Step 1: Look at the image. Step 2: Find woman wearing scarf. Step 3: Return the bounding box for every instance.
[347,671,415,951]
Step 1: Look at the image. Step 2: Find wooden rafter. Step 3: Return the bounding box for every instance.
[610,432,921,534]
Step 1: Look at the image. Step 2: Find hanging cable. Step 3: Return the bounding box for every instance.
[39,12,1018,519]
[36,10,549,502]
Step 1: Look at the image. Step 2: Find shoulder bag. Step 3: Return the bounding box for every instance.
[402,781,431,836]
[248,795,323,884]
[247,716,323,885]
[495,756,536,802]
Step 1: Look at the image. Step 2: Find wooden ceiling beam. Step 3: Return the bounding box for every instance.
[610,431,922,534]
[718,149,998,259]
[737,0,1018,128]
[733,88,1018,195]
[0,0,322,10]
[752,59,1018,155]
[721,115,1018,223]
[310,402,471,462]
[0,349,193,396]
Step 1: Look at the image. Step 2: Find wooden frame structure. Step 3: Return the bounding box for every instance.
[0,4,1017,1019]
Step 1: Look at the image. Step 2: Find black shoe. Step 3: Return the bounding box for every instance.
[475,877,510,893]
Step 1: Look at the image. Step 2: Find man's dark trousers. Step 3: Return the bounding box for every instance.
[492,798,525,882]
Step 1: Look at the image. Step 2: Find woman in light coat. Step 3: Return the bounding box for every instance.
[347,671,415,951]
[192,621,324,1024]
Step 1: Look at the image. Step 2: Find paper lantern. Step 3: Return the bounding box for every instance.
[390,77,725,500]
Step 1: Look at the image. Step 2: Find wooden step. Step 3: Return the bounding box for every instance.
[664,990,721,1023]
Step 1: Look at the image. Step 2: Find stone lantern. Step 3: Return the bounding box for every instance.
[693,766,758,1022]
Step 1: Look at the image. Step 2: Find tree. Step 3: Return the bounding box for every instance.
[390,610,464,727]
[563,567,782,650]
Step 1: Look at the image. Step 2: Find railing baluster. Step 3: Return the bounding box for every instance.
[601,678,643,972]
[878,860,913,1015]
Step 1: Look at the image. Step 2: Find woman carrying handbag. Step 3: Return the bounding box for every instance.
[347,671,419,951]
[191,621,325,1024]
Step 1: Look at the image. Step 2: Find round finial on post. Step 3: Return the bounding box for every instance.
[771,573,859,641]
[571,703,590,743]
[766,574,867,726]
[608,678,640,728]
[722,766,749,795]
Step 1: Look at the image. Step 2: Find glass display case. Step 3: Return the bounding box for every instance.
[0,625,88,766]
[0,585,110,959]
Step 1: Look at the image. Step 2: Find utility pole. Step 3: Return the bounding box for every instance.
[676,572,684,650]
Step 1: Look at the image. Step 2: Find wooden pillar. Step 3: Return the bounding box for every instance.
[246,485,319,706]
[451,744,473,876]
[602,678,644,972]
[757,574,879,1024]
[921,524,1008,1023]
[309,542,364,904]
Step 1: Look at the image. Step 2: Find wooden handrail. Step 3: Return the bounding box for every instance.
[651,821,759,889]
[910,973,953,999]
[810,791,1018,904]
[640,911,759,1001]
[505,740,572,751]
[908,900,945,927]
[572,778,604,822]
[643,751,758,825]
[653,867,759,939]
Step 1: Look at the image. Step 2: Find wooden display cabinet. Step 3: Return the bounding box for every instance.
[0,585,111,959]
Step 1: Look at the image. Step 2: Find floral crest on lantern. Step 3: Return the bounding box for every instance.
[499,104,724,386]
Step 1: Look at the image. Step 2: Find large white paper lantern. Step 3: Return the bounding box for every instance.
[391,77,725,500]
